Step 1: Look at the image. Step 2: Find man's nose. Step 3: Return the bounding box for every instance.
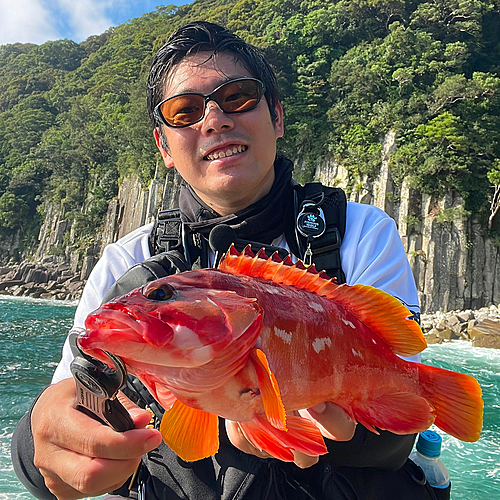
[201,100,234,133]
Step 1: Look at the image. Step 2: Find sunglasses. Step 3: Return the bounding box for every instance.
[153,78,266,128]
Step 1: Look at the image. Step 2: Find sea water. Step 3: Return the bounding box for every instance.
[1,296,499,499]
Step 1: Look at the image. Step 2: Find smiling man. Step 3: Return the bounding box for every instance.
[12,21,446,500]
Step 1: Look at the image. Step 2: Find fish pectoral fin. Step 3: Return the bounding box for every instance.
[239,415,327,461]
[159,399,219,462]
[250,349,286,431]
[351,393,436,435]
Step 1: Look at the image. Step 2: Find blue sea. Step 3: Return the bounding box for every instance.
[1,295,499,499]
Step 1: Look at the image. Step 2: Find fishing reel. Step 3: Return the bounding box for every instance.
[69,332,134,432]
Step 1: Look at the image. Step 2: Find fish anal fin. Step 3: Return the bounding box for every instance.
[160,400,219,462]
[326,284,426,357]
[351,393,435,436]
[238,415,327,461]
[250,349,286,431]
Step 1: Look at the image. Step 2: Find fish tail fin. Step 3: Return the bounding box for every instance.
[238,415,327,461]
[418,363,483,442]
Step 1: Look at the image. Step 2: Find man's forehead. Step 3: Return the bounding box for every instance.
[163,52,253,96]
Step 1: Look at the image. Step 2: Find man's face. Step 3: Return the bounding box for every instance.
[154,52,284,216]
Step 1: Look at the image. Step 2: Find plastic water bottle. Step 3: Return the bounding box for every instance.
[410,430,450,489]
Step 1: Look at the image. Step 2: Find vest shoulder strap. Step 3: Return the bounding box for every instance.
[285,182,347,284]
[148,208,183,256]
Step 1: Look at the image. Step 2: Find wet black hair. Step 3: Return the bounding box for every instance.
[147,21,279,140]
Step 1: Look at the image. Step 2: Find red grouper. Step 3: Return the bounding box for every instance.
[78,245,483,462]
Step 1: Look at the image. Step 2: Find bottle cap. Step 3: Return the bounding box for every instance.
[416,430,442,457]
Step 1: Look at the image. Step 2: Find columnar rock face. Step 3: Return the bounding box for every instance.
[314,132,500,313]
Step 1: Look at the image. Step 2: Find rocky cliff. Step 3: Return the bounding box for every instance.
[317,132,500,314]
[3,136,500,316]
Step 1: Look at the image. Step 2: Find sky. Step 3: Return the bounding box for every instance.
[0,0,193,46]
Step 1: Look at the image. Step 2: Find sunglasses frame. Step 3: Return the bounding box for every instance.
[153,77,266,129]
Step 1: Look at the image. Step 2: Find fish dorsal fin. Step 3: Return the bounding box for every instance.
[219,244,336,293]
[323,284,426,357]
[160,399,219,462]
[219,246,426,357]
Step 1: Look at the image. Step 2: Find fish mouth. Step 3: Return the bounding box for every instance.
[82,304,223,368]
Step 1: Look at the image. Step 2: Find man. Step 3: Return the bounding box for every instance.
[12,21,443,500]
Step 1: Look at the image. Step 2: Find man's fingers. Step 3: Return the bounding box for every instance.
[116,390,156,429]
[34,379,162,460]
[39,451,141,500]
[291,450,319,469]
[300,402,356,441]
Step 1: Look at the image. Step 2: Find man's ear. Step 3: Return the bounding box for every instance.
[273,101,284,139]
[154,128,174,168]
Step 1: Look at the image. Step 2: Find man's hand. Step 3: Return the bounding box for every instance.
[226,402,355,469]
[31,378,162,500]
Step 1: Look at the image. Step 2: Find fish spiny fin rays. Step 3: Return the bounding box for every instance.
[160,399,219,462]
[324,284,426,357]
[349,393,436,436]
[238,415,327,461]
[218,246,425,357]
[250,348,287,431]
[219,245,337,293]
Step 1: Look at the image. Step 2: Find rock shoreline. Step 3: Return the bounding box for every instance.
[421,306,500,349]
[2,261,500,349]
[0,260,85,302]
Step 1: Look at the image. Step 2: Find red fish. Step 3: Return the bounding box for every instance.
[79,246,483,462]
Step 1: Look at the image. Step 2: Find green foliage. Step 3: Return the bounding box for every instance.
[1,0,500,256]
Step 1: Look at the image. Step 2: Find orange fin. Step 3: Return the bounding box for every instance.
[219,244,332,290]
[418,363,483,442]
[250,349,286,431]
[350,393,436,436]
[239,415,327,461]
[219,246,424,357]
[160,399,219,461]
[321,284,426,357]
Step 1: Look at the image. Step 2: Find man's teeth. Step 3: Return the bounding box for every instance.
[206,145,247,160]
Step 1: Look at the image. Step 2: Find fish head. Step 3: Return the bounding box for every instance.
[79,271,262,370]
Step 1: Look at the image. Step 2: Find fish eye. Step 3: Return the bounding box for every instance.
[143,284,174,301]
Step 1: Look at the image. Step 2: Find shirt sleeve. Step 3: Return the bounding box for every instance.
[51,223,153,384]
[342,202,419,310]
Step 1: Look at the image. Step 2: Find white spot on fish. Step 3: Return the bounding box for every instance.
[351,348,364,359]
[206,297,219,309]
[274,327,293,344]
[342,318,356,329]
[372,338,377,344]
[309,302,324,313]
[312,337,332,353]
